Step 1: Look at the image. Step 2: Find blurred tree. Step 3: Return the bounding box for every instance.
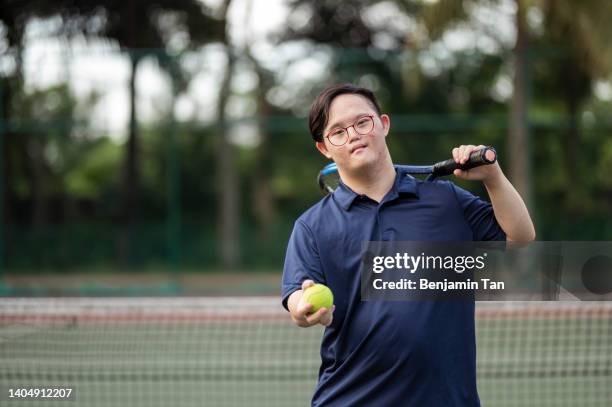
[2,1,227,266]
[539,0,612,207]
[80,0,224,263]
[0,1,40,235]
[15,85,76,226]
[284,0,376,47]
[29,0,226,263]
[509,0,531,209]
[63,137,122,205]
[215,0,240,269]
[280,0,507,162]
[420,0,533,208]
[243,0,276,239]
[421,0,612,213]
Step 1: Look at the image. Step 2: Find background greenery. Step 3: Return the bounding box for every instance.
[2,0,612,280]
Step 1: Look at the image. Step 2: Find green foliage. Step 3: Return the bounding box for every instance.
[3,0,612,271]
[64,138,121,199]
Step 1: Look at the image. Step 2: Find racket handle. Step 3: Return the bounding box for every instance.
[433,147,497,177]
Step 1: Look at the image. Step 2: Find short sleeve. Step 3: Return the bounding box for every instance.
[450,183,506,241]
[281,220,326,311]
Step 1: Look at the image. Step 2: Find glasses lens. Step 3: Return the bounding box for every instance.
[355,116,373,135]
[328,130,347,146]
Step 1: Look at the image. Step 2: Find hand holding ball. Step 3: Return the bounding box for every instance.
[302,284,334,314]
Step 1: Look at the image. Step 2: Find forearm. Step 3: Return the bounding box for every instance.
[484,170,535,242]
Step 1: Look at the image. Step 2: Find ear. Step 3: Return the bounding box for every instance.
[316,141,332,159]
[380,114,391,137]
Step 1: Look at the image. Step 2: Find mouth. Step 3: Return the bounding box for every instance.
[350,143,367,154]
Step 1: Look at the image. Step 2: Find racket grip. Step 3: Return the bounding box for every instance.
[433,147,497,177]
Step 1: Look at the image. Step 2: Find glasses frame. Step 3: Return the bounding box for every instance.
[324,115,375,146]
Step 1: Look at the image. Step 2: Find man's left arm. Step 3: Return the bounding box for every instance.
[452,145,536,242]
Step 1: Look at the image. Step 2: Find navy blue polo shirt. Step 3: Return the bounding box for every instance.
[281,167,506,407]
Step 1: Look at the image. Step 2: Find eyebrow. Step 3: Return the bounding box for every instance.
[325,114,371,133]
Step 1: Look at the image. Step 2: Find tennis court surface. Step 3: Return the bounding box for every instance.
[1,298,610,406]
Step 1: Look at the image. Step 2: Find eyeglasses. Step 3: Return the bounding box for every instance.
[324,115,375,146]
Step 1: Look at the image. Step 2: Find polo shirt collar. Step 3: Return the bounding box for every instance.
[333,166,419,210]
[333,181,360,210]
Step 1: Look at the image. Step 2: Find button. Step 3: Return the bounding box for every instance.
[382,230,395,241]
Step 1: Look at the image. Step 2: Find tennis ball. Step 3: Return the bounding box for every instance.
[302,284,334,313]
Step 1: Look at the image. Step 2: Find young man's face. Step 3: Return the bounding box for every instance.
[316,94,390,173]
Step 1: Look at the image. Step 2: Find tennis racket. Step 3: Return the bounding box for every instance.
[318,147,497,193]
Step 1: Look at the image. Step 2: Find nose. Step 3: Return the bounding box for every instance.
[347,125,361,141]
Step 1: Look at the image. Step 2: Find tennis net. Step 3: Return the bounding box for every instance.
[0,298,610,406]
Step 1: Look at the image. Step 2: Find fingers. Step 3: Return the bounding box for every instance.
[296,300,313,317]
[452,145,486,164]
[453,168,472,180]
[452,147,460,163]
[290,280,317,327]
[305,305,335,327]
[319,305,335,326]
[294,303,335,327]
[291,301,312,327]
[293,280,335,327]
[301,279,315,290]
[456,145,473,164]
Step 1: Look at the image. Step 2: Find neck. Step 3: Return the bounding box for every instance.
[339,157,396,203]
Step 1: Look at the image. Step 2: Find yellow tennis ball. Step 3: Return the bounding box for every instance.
[302,284,334,313]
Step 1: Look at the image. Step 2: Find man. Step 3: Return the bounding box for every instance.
[281,83,535,406]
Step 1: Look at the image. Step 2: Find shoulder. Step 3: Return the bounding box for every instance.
[410,179,484,214]
[294,194,337,231]
[413,178,463,201]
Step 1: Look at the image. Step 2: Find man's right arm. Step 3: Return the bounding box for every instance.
[287,279,334,328]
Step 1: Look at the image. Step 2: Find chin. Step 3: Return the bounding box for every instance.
[346,156,376,173]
